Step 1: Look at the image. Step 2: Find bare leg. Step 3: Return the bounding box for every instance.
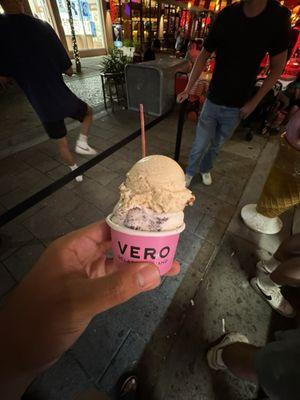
[75,107,97,156]
[222,343,260,383]
[271,257,300,287]
[58,137,75,166]
[82,106,93,138]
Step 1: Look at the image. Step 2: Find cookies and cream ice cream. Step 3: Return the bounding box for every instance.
[111,155,195,231]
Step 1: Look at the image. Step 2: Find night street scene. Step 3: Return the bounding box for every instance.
[0,0,300,399]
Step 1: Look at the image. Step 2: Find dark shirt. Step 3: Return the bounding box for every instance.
[0,14,82,122]
[204,0,291,108]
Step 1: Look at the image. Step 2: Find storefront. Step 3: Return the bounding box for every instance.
[0,1,108,57]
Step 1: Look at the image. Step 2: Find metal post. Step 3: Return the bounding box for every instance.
[174,99,188,162]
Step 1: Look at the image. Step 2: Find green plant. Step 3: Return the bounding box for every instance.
[99,47,133,74]
[122,39,133,48]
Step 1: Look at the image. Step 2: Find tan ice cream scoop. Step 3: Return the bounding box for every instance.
[117,155,195,214]
[112,155,195,232]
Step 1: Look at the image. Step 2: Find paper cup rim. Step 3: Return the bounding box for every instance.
[106,214,185,237]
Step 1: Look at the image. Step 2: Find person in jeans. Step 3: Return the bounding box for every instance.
[178,0,291,187]
[0,0,97,182]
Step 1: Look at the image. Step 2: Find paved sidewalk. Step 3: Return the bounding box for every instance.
[0,107,296,399]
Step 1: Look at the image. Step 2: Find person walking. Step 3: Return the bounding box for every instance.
[0,0,97,182]
[178,0,291,187]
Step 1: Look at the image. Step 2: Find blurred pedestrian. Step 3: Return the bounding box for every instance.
[241,109,300,234]
[0,0,97,182]
[178,0,291,188]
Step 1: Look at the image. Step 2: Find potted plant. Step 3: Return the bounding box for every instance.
[99,47,132,76]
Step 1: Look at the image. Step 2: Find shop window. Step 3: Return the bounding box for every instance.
[28,0,56,27]
[56,0,105,51]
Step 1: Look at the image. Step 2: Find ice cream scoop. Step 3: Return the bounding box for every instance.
[111,155,195,231]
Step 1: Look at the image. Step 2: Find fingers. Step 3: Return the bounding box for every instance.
[164,261,180,277]
[84,263,161,316]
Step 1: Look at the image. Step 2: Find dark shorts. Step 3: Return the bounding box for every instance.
[255,329,300,400]
[42,100,88,139]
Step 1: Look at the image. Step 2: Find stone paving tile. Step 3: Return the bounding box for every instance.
[25,351,92,400]
[85,164,119,186]
[105,175,125,191]
[21,151,61,173]
[70,312,131,382]
[72,178,120,214]
[0,174,22,198]
[0,154,31,176]
[184,204,205,233]
[195,214,228,245]
[191,170,247,206]
[193,192,236,224]
[2,240,45,281]
[213,150,256,181]
[40,188,83,217]
[65,203,105,230]
[0,177,53,209]
[0,262,16,298]
[21,207,74,245]
[0,222,35,261]
[0,164,51,199]
[175,229,204,265]
[223,130,266,161]
[98,331,146,394]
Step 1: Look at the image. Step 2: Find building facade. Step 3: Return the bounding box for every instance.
[0,0,298,58]
[0,0,109,57]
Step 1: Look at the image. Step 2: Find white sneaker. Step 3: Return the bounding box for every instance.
[201,172,212,186]
[241,204,283,234]
[69,164,83,182]
[75,175,83,182]
[207,333,249,371]
[250,277,296,318]
[185,174,193,188]
[75,142,97,155]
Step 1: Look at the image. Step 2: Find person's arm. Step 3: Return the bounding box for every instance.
[177,48,211,103]
[0,221,179,400]
[241,8,292,119]
[240,51,288,119]
[177,10,223,103]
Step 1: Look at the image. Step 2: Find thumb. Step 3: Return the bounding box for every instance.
[83,263,161,316]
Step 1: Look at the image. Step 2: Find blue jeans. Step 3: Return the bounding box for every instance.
[186,99,241,176]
